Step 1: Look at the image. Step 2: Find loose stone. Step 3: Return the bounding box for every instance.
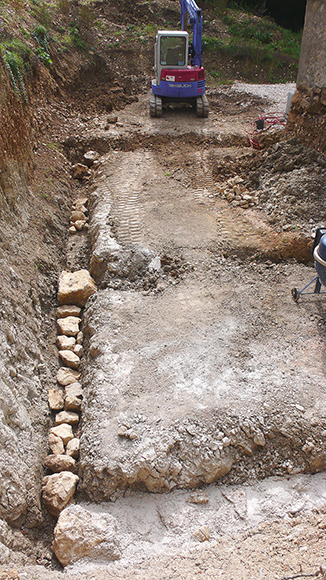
[59,349,81,370]
[76,331,83,345]
[57,270,97,307]
[64,394,82,412]
[193,525,210,542]
[64,382,83,398]
[55,411,80,426]
[56,335,76,351]
[49,433,65,455]
[42,472,79,517]
[66,438,80,459]
[57,316,81,337]
[48,388,64,411]
[73,344,83,357]
[57,305,82,318]
[44,454,77,474]
[52,505,121,567]
[57,367,81,386]
[50,423,74,445]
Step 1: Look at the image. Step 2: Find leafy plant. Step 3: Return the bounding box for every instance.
[32,24,52,66]
[0,39,31,102]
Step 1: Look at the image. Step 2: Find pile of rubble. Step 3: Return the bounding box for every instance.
[215,175,259,209]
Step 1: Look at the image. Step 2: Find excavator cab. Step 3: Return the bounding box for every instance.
[150,1,208,119]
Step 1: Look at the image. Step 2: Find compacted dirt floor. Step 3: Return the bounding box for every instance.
[4,83,326,579]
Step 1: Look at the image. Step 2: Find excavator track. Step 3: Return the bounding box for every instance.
[196,94,209,118]
[150,93,162,118]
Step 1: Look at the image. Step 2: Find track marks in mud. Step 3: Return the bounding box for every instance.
[109,151,152,246]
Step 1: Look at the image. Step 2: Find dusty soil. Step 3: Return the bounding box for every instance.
[11,86,326,577]
[1,71,326,578]
[0,1,326,574]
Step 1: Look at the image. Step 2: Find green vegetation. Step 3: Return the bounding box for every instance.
[205,10,301,83]
[32,24,52,66]
[0,38,31,101]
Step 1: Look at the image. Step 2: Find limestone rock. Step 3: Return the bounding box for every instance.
[193,525,210,542]
[52,504,121,567]
[59,350,81,370]
[57,270,97,307]
[48,388,64,411]
[83,150,99,167]
[72,163,89,180]
[49,433,65,455]
[66,438,80,459]
[70,210,86,223]
[44,454,77,474]
[64,394,82,412]
[49,424,74,446]
[57,316,81,337]
[42,472,79,517]
[55,411,80,426]
[74,220,86,231]
[0,571,19,580]
[74,197,88,210]
[57,367,81,386]
[57,305,81,319]
[76,331,83,345]
[56,335,76,351]
[65,382,83,398]
[73,344,83,357]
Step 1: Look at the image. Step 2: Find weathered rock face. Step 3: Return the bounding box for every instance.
[52,504,121,567]
[57,270,97,307]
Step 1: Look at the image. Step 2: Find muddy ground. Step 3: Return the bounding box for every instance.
[2,84,326,578]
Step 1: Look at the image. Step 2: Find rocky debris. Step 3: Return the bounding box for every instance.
[42,472,79,517]
[52,505,121,567]
[66,438,80,459]
[188,491,209,505]
[83,150,100,167]
[44,454,77,474]
[54,411,80,426]
[215,175,259,209]
[0,571,19,580]
[48,433,65,456]
[57,270,97,307]
[57,367,81,385]
[56,335,76,351]
[212,138,326,235]
[58,349,81,369]
[72,163,90,180]
[57,315,81,337]
[48,388,64,411]
[193,525,210,542]
[49,424,74,446]
[105,114,118,129]
[56,305,82,318]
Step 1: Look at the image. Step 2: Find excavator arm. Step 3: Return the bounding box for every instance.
[180,0,203,67]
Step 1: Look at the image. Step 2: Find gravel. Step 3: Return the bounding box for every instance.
[231,81,296,112]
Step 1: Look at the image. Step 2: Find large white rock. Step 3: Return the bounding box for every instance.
[57,305,82,318]
[49,424,74,446]
[56,335,76,351]
[42,472,79,517]
[44,454,77,473]
[57,316,81,337]
[57,270,97,307]
[57,367,81,386]
[59,350,81,370]
[52,504,121,567]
